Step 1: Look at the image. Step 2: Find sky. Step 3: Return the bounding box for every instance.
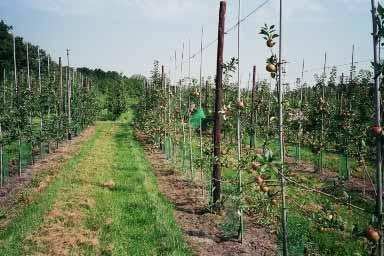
[0,0,374,87]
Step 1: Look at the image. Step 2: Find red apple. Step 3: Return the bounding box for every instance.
[251,161,260,171]
[266,63,277,73]
[267,39,275,48]
[367,229,380,242]
[373,126,382,136]
[260,185,269,193]
[237,99,245,109]
[255,176,264,185]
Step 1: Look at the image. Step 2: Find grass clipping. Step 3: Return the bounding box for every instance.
[102,180,115,190]
[24,191,99,255]
[23,126,117,255]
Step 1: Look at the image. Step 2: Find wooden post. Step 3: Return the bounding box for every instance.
[0,121,2,187]
[278,0,288,254]
[26,43,34,164]
[3,69,5,105]
[199,27,204,189]
[26,43,31,92]
[0,103,2,186]
[13,35,22,176]
[212,1,226,207]
[350,44,355,83]
[371,1,383,255]
[161,65,165,90]
[298,59,305,164]
[67,49,72,140]
[250,65,257,148]
[319,52,327,173]
[161,65,165,150]
[0,70,4,186]
[205,80,209,111]
[167,63,171,158]
[344,45,355,180]
[48,56,53,147]
[57,57,62,148]
[38,48,43,158]
[236,0,242,192]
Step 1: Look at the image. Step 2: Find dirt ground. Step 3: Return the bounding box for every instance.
[284,154,376,199]
[252,146,376,200]
[136,130,277,256]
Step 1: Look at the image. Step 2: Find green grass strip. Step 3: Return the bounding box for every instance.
[0,111,190,255]
[0,126,101,255]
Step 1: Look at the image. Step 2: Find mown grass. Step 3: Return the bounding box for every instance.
[0,111,190,255]
[86,113,190,255]
[0,125,100,255]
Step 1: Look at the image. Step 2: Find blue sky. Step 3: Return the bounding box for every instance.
[0,0,373,87]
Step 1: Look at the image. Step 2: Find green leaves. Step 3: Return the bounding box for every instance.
[271,34,279,39]
[266,54,278,65]
[378,3,384,20]
[377,4,384,45]
[223,57,238,77]
[371,60,384,77]
[259,24,279,42]
[259,29,269,37]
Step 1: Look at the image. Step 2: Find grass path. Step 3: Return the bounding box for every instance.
[0,114,190,255]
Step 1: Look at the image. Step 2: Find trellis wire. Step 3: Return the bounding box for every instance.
[174,0,272,69]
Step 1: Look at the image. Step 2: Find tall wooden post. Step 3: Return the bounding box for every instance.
[205,80,209,110]
[26,43,31,92]
[250,65,257,148]
[13,35,22,176]
[161,65,165,89]
[371,1,383,255]
[235,0,244,243]
[298,59,305,164]
[57,57,62,147]
[199,27,204,188]
[350,45,355,83]
[319,52,327,173]
[26,43,31,127]
[38,48,43,157]
[67,49,72,140]
[26,43,34,164]
[161,65,165,150]
[212,1,226,207]
[0,71,3,185]
[278,0,288,254]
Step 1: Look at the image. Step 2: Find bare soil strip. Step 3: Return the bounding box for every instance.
[136,130,277,256]
[284,154,376,198]
[253,147,375,199]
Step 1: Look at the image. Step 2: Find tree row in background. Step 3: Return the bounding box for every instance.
[0,20,143,185]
